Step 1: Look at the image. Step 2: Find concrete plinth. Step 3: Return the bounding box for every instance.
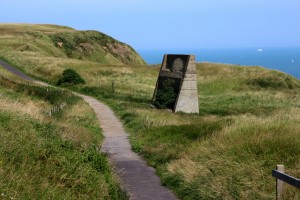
[153,54,199,114]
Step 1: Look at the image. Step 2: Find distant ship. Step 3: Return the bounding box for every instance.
[257,48,263,52]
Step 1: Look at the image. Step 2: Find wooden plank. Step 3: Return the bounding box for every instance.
[272,169,300,188]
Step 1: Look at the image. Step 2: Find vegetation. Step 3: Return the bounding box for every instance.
[0,68,127,199]
[57,68,86,86]
[0,24,146,71]
[153,78,177,109]
[76,63,300,200]
[1,24,299,199]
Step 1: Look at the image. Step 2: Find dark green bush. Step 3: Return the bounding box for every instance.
[57,68,86,86]
[153,79,177,109]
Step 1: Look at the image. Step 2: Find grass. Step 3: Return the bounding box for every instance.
[74,63,300,200]
[1,23,300,199]
[0,68,127,199]
[2,58,300,200]
[6,60,298,199]
[23,60,296,200]
[0,24,146,77]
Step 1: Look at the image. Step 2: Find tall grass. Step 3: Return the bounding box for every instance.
[73,63,300,200]
[0,70,127,199]
[2,56,300,199]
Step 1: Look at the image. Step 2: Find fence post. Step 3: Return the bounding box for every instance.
[112,80,115,93]
[276,165,285,200]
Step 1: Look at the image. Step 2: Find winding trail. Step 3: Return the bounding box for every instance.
[0,60,177,200]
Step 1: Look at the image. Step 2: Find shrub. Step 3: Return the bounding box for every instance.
[153,79,177,109]
[57,68,86,86]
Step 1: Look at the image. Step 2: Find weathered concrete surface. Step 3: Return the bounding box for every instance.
[0,60,178,200]
[153,54,199,114]
[174,56,199,113]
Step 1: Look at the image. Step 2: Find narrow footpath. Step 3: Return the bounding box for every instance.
[0,60,177,200]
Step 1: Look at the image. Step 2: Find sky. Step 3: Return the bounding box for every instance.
[1,0,300,50]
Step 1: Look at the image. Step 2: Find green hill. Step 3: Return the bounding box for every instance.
[1,23,299,200]
[0,23,146,66]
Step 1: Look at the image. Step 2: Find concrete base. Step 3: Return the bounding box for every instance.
[153,54,199,114]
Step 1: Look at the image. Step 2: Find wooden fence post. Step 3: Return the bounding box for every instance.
[276,165,285,200]
[112,80,115,93]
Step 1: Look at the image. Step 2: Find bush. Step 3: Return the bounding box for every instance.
[57,68,86,86]
[153,79,177,109]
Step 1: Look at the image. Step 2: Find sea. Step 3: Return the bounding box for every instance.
[138,47,300,79]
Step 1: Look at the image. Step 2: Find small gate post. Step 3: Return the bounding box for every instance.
[276,165,285,200]
[112,80,115,93]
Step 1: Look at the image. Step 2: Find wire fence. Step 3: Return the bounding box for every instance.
[0,76,80,117]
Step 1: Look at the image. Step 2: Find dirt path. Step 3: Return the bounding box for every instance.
[0,60,177,200]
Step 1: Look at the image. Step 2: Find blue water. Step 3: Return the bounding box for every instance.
[138,47,300,79]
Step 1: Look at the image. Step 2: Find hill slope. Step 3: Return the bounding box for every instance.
[70,62,300,200]
[0,23,146,65]
[0,67,126,199]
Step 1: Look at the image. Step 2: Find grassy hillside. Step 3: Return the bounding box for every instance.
[76,63,300,200]
[2,58,299,199]
[0,67,127,199]
[0,24,299,199]
[0,23,146,72]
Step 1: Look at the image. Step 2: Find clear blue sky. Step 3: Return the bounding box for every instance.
[1,0,300,50]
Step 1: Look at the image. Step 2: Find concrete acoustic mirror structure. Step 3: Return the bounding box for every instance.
[153,54,199,113]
